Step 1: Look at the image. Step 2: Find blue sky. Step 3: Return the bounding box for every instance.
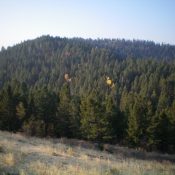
[0,0,175,48]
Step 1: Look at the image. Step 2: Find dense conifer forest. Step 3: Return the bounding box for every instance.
[0,35,175,153]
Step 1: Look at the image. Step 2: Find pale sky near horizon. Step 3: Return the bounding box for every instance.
[0,0,175,48]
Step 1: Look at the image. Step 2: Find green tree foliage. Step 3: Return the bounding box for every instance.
[0,36,175,153]
[69,96,81,137]
[154,111,175,152]
[34,87,57,136]
[127,105,139,146]
[0,86,19,131]
[104,94,126,142]
[55,83,72,137]
[80,92,122,142]
[80,92,109,141]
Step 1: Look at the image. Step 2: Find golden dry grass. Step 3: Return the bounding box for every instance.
[1,152,15,167]
[0,131,175,175]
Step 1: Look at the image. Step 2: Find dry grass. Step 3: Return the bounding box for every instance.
[1,153,15,167]
[28,161,61,175]
[0,131,175,175]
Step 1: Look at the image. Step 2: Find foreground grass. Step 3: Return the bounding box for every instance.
[0,131,174,175]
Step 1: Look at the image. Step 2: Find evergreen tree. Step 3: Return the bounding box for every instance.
[127,105,139,146]
[80,92,112,141]
[0,85,18,131]
[69,96,81,138]
[34,87,56,136]
[55,83,72,137]
[105,94,126,142]
[154,111,175,153]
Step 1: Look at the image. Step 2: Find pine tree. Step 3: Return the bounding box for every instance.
[105,94,126,142]
[34,87,56,136]
[80,92,111,141]
[69,96,81,138]
[127,105,139,146]
[154,111,175,153]
[0,85,18,131]
[55,83,72,137]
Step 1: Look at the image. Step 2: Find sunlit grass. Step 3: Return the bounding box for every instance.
[0,131,174,175]
[1,152,15,167]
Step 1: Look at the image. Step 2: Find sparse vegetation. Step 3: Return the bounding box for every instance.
[0,131,174,175]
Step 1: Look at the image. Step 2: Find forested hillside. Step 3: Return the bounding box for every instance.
[0,36,175,153]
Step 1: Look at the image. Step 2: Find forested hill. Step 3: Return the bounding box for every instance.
[0,36,175,153]
[0,35,175,90]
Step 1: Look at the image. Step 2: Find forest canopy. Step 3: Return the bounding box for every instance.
[0,36,175,153]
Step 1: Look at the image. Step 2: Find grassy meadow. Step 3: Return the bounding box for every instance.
[0,131,175,175]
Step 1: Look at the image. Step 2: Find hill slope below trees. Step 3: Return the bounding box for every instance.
[0,36,175,152]
[0,131,175,175]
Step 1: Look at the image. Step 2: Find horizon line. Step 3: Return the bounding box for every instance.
[1,34,175,49]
